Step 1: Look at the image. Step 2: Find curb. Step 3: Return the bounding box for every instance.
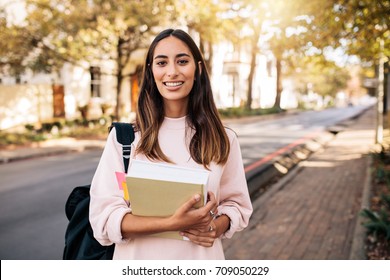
[0,139,105,164]
[349,155,371,260]
[0,147,83,164]
[245,131,335,200]
[245,106,372,200]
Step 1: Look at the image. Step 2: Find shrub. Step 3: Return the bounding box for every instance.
[361,208,390,240]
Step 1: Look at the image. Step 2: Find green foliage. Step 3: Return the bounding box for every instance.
[361,208,390,240]
[303,0,390,61]
[287,54,350,98]
[1,0,387,118]
[361,149,390,241]
[382,193,390,209]
[2,0,177,74]
[0,131,47,146]
[218,106,282,118]
[176,0,237,74]
[375,165,390,186]
[0,117,109,147]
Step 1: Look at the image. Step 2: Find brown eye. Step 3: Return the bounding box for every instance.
[178,60,189,65]
[156,61,167,66]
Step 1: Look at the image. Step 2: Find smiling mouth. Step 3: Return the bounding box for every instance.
[163,82,184,87]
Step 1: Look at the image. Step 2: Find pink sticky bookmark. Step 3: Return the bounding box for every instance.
[115,172,126,190]
[115,171,129,200]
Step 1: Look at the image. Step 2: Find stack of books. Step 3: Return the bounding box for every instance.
[125,160,210,240]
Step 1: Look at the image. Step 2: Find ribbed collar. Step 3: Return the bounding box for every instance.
[161,115,187,130]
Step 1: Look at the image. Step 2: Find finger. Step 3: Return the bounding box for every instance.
[191,241,213,247]
[181,231,216,245]
[188,237,215,247]
[207,191,216,203]
[180,194,202,212]
[208,208,218,219]
[204,194,217,212]
[183,227,217,238]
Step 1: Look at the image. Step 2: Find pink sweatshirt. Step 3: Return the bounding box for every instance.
[90,116,253,259]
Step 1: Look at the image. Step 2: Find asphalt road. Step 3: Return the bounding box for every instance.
[0,149,102,259]
[227,105,369,167]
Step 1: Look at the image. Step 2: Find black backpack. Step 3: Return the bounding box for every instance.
[63,122,135,260]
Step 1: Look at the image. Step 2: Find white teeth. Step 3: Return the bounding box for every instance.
[164,82,183,87]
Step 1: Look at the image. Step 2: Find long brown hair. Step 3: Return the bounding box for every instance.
[135,29,230,167]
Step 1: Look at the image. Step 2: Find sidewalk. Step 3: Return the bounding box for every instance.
[0,137,106,163]
[223,106,377,259]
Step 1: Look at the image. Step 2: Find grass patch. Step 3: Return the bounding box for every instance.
[0,117,111,148]
[218,107,283,118]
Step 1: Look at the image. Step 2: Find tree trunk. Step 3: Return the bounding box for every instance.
[246,49,256,110]
[246,25,262,111]
[115,72,122,121]
[199,37,213,77]
[115,38,124,121]
[246,36,259,111]
[273,57,282,110]
[206,41,213,77]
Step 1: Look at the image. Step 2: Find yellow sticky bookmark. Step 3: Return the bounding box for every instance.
[122,181,129,201]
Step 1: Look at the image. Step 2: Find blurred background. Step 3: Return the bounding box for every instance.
[0,0,388,135]
[0,0,389,260]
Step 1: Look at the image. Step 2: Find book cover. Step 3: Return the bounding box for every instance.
[125,160,210,240]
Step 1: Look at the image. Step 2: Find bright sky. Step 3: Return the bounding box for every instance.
[1,0,26,25]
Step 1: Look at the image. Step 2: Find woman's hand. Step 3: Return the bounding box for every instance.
[181,220,217,247]
[168,191,218,232]
[121,192,230,243]
[121,191,218,239]
[181,214,231,247]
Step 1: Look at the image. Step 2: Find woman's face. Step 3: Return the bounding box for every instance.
[151,36,197,117]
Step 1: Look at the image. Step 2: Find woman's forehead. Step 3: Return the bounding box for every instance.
[153,36,193,58]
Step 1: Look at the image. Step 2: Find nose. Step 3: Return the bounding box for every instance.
[167,63,178,77]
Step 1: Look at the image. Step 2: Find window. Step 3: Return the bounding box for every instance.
[90,66,101,97]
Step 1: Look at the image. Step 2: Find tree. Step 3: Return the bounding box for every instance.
[1,0,176,119]
[176,0,245,78]
[332,0,389,60]
[295,0,389,142]
[288,54,350,101]
[224,0,316,110]
[222,0,267,110]
[264,1,332,110]
[0,15,29,77]
[292,0,389,66]
[265,0,389,110]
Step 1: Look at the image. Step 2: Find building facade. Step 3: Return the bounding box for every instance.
[0,36,300,130]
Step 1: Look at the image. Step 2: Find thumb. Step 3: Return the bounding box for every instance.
[180,194,202,212]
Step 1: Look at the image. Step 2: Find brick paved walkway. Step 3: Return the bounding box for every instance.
[223,106,377,259]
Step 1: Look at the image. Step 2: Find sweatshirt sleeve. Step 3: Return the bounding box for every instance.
[89,128,132,245]
[217,129,253,239]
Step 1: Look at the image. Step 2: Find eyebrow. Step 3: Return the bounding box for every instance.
[154,53,191,60]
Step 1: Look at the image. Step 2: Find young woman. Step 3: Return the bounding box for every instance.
[90,29,252,259]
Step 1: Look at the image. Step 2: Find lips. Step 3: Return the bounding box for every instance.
[163,81,184,87]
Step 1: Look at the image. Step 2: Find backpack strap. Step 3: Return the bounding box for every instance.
[110,122,135,173]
